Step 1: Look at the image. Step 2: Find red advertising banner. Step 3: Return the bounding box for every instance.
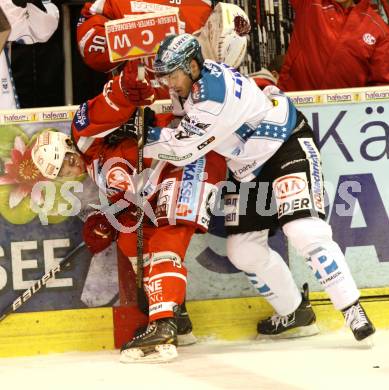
[105,10,181,62]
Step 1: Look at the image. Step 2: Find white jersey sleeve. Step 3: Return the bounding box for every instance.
[6,0,59,44]
[145,100,239,166]
[144,61,273,167]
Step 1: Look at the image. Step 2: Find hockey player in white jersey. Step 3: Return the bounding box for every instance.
[0,0,59,109]
[142,33,375,342]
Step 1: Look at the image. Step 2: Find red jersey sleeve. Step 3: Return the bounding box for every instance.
[77,2,119,72]
[72,74,136,150]
[77,0,213,73]
[368,35,389,86]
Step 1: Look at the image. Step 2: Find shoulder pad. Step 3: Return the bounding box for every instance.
[191,63,226,104]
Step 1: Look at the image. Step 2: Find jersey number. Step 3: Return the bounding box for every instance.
[89,35,106,53]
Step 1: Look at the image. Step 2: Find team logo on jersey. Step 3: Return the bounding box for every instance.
[180,114,210,137]
[363,33,376,45]
[106,166,134,193]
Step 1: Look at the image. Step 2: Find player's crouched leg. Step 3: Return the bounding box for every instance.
[120,251,186,363]
[227,231,318,339]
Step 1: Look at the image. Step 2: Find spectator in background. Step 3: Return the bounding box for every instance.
[0,0,59,109]
[278,0,389,91]
[251,54,285,89]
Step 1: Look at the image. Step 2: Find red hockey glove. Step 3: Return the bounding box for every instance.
[119,61,155,106]
[82,212,117,254]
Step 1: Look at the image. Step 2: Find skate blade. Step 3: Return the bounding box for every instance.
[178,332,197,346]
[120,344,178,364]
[256,323,320,340]
[358,333,375,349]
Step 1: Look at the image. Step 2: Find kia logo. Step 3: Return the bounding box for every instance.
[274,175,307,199]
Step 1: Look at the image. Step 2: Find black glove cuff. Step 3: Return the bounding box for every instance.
[29,0,47,12]
[11,0,28,8]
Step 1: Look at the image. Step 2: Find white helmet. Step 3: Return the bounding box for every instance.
[196,2,251,69]
[31,130,77,180]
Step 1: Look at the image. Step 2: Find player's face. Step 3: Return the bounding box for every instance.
[58,152,85,178]
[163,68,193,98]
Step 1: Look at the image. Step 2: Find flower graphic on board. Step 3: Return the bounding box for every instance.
[0,136,44,208]
[0,125,87,225]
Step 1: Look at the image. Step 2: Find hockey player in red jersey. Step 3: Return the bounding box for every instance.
[76,0,212,99]
[76,1,251,99]
[31,60,227,362]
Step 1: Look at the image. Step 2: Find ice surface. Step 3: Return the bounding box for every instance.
[1,330,388,390]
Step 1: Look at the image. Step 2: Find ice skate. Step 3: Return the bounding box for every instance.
[176,301,197,346]
[342,301,375,342]
[257,283,319,339]
[120,318,178,363]
[134,302,197,346]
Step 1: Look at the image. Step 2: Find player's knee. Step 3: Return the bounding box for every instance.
[149,251,184,273]
[283,217,333,258]
[227,230,271,273]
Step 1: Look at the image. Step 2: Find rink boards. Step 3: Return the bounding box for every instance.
[1,289,389,357]
[0,85,388,357]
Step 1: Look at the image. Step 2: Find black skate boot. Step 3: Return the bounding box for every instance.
[134,301,196,346]
[176,301,197,346]
[120,317,178,363]
[257,283,319,339]
[342,301,375,342]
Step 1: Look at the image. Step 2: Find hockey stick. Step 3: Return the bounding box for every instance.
[0,241,86,322]
[135,63,148,313]
[104,11,181,313]
[273,0,282,55]
[250,0,262,72]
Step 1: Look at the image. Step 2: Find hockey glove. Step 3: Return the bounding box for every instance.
[12,1,47,12]
[29,0,47,12]
[119,61,155,106]
[82,212,117,254]
[11,0,27,7]
[104,107,156,146]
